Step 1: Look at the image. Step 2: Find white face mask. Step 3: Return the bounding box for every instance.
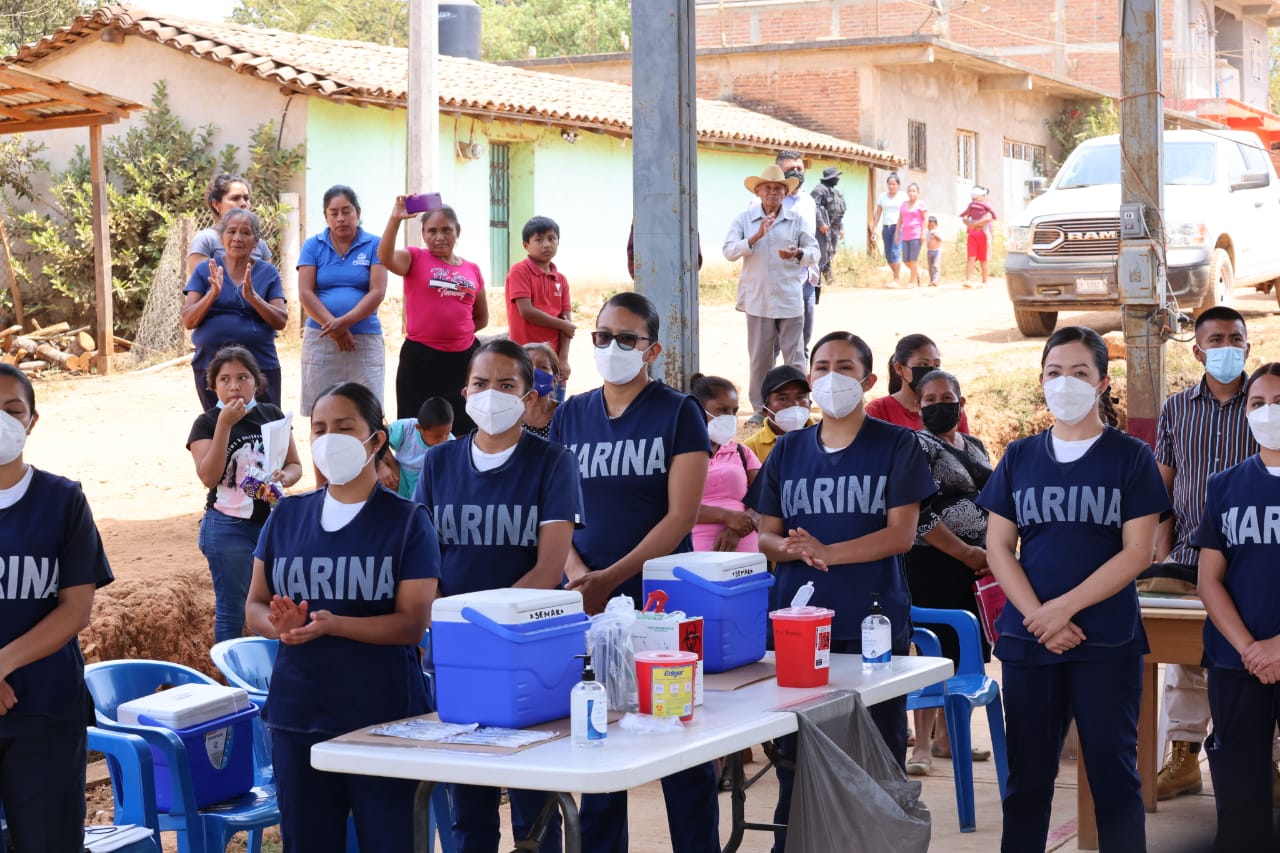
[1043,375,1100,425]
[312,432,375,486]
[811,372,864,419]
[0,411,29,465]
[768,405,810,433]
[466,389,528,436]
[594,340,649,386]
[705,413,738,446]
[1247,404,1280,450]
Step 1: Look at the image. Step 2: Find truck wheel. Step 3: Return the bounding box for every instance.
[1196,248,1234,315]
[1014,308,1058,337]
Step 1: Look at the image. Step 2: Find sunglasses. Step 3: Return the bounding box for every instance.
[591,331,653,351]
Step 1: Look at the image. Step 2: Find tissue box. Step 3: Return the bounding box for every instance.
[631,613,704,706]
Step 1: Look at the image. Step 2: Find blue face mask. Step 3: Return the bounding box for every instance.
[532,368,556,398]
[1203,345,1245,384]
[216,398,258,411]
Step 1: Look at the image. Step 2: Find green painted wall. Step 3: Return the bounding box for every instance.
[304,100,407,244]
[304,99,874,292]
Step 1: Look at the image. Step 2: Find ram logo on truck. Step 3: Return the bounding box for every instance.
[1004,129,1280,337]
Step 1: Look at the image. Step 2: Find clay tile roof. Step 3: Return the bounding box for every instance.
[10,5,904,168]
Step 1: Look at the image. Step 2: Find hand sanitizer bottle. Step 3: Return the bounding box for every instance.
[861,592,892,672]
[571,652,607,747]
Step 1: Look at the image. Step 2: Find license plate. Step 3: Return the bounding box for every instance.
[1075,277,1109,295]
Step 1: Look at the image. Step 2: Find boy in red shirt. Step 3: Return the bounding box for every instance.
[505,216,575,391]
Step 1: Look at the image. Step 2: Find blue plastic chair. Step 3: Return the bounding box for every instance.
[88,726,164,852]
[84,660,279,853]
[907,606,1009,833]
[210,636,455,853]
[210,638,276,786]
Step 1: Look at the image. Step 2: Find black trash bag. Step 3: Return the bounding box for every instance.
[786,690,931,853]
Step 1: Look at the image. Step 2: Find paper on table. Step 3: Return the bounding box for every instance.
[84,824,156,852]
[371,720,478,741]
[439,727,558,748]
[260,413,293,473]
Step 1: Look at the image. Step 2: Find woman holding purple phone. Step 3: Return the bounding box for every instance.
[379,195,489,435]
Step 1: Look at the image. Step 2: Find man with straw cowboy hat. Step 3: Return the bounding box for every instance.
[723,164,821,424]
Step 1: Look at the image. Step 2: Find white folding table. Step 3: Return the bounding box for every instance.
[312,654,952,852]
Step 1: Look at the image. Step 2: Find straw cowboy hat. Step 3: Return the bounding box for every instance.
[744,164,800,194]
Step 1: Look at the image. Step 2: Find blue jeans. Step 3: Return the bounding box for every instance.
[198,510,262,643]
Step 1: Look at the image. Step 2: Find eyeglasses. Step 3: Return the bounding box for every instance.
[592,331,653,351]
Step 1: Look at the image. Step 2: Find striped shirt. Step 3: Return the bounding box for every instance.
[1154,375,1256,566]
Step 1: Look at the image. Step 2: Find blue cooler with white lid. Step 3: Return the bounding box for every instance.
[643,552,774,672]
[116,684,256,810]
[432,588,589,727]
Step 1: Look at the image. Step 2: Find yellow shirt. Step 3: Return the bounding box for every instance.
[742,417,818,464]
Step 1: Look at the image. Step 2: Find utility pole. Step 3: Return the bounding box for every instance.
[407,0,440,249]
[1118,0,1165,448]
[631,1,700,387]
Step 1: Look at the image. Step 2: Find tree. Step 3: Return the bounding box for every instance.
[478,0,630,61]
[230,0,631,60]
[0,0,91,54]
[229,0,409,46]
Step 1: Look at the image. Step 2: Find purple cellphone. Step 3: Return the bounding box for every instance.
[405,192,443,214]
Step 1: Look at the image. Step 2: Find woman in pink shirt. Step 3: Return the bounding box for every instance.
[380,197,489,434]
[689,374,761,552]
[897,183,928,287]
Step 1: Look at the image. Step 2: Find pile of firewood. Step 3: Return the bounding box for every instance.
[0,321,112,374]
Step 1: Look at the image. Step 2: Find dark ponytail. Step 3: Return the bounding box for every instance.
[688,373,737,404]
[887,333,937,394]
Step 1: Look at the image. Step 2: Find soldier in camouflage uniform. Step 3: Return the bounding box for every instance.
[810,167,847,289]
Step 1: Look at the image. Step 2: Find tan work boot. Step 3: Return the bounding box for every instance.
[1156,741,1203,801]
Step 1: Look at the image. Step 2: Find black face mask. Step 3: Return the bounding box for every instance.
[784,168,804,189]
[822,178,839,187]
[906,364,933,391]
[921,402,961,435]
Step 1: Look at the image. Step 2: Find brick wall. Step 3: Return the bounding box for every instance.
[696,0,1186,98]
[696,65,864,141]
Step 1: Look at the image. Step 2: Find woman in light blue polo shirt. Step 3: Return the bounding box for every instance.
[298,185,388,416]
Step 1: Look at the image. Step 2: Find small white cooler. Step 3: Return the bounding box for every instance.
[643,552,774,672]
[116,684,256,810]
[432,589,590,727]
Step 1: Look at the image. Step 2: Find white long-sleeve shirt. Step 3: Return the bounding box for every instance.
[722,204,820,318]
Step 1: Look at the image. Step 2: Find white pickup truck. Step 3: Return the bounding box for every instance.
[1004,129,1280,336]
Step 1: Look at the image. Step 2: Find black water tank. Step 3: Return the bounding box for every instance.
[439,0,482,61]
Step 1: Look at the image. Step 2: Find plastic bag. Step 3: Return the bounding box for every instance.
[617,712,684,734]
[587,595,638,712]
[786,691,931,853]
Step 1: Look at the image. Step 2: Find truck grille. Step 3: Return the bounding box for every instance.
[1031,217,1120,257]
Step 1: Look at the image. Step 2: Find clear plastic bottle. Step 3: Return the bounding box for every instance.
[571,652,607,747]
[861,592,892,672]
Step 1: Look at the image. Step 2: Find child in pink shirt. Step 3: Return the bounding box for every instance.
[689,374,761,552]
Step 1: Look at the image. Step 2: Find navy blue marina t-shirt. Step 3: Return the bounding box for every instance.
[1195,455,1280,671]
[254,485,440,735]
[0,469,113,735]
[752,417,936,647]
[978,427,1169,664]
[549,381,710,603]
[413,430,584,596]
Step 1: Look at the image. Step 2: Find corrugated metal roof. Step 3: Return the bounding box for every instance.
[9,5,904,167]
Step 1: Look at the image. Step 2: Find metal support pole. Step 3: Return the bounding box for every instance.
[631,0,700,387]
[1119,0,1165,447]
[408,0,440,250]
[89,124,114,374]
